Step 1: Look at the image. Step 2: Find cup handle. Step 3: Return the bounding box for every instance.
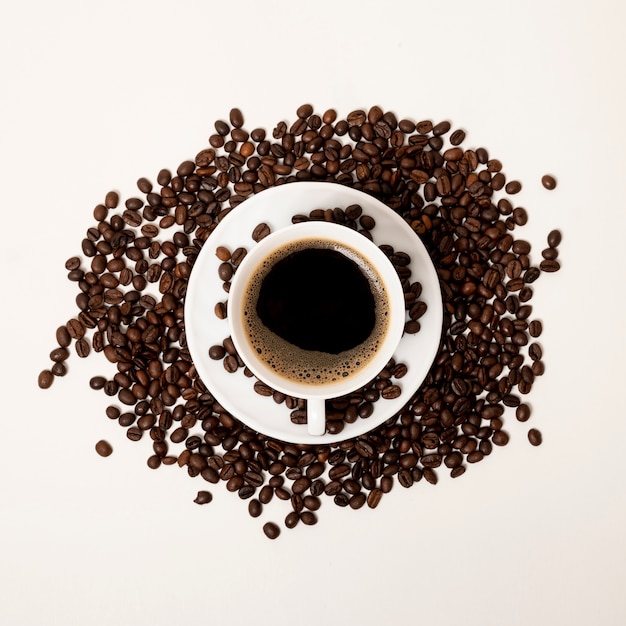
[306,398,326,436]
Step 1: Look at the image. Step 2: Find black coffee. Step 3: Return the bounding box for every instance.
[256,247,375,353]
[242,237,391,385]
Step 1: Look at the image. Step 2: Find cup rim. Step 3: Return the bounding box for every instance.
[227,221,406,400]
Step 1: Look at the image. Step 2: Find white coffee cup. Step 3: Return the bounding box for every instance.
[227,221,406,436]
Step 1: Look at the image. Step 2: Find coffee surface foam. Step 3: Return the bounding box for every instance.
[241,238,391,385]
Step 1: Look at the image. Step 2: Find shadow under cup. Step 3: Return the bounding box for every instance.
[228,222,406,436]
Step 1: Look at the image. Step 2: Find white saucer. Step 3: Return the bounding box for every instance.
[185,182,443,444]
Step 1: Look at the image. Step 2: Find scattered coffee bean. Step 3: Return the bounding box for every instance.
[541,175,557,190]
[516,404,531,422]
[248,499,262,518]
[505,180,522,194]
[194,490,213,505]
[216,246,231,262]
[218,263,233,281]
[252,222,271,242]
[230,108,244,128]
[209,345,226,360]
[285,511,299,528]
[89,376,107,390]
[381,385,401,400]
[539,259,560,273]
[541,247,558,260]
[528,428,543,446]
[95,440,113,457]
[148,455,163,469]
[231,247,247,266]
[104,191,119,209]
[51,362,67,377]
[300,511,317,526]
[547,229,562,247]
[263,522,281,539]
[38,370,54,389]
[223,355,238,373]
[56,325,72,347]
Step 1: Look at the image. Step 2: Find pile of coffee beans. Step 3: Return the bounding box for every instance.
[39,105,561,537]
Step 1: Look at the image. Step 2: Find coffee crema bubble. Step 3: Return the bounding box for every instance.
[241,237,392,385]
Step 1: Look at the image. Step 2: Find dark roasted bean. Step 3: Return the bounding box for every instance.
[95,440,113,457]
[252,222,271,242]
[194,490,213,505]
[540,259,560,272]
[262,522,280,539]
[38,369,54,389]
[547,229,562,247]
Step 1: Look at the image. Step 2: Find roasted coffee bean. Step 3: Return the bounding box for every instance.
[89,376,107,390]
[423,468,438,484]
[302,495,320,511]
[49,347,69,362]
[215,246,231,261]
[284,511,299,529]
[147,455,161,469]
[95,440,113,457]
[492,431,509,446]
[105,191,119,209]
[296,103,314,119]
[38,369,54,389]
[66,318,84,339]
[257,485,273,504]
[300,511,317,526]
[432,120,451,136]
[381,385,401,400]
[404,320,420,334]
[529,343,543,361]
[248,499,262,518]
[238,485,255,499]
[218,263,233,282]
[75,338,90,358]
[547,229,562,247]
[263,522,280,539]
[409,301,427,320]
[126,427,142,442]
[208,345,225,360]
[450,466,466,478]
[449,129,466,145]
[539,259,560,272]
[214,302,227,319]
[505,180,522,194]
[528,428,543,446]
[56,325,72,347]
[51,362,67,377]
[194,490,213,505]
[252,222,271,242]
[541,175,557,190]
[229,108,244,128]
[542,247,558,260]
[231,247,247,266]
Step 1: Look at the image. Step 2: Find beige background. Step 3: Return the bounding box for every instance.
[1,1,625,625]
